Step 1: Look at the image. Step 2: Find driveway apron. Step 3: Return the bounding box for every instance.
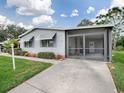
[8,59,117,93]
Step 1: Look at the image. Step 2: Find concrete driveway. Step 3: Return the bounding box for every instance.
[8,59,117,93]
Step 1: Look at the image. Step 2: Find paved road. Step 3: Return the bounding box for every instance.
[8,59,117,93]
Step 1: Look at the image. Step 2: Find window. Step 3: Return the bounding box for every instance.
[24,37,34,47]
[24,42,29,47]
[41,40,48,47]
[48,40,54,47]
[24,41,34,47]
[41,39,54,47]
[40,33,56,47]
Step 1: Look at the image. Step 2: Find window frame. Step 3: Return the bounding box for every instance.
[41,39,55,47]
[24,37,34,48]
[40,33,56,48]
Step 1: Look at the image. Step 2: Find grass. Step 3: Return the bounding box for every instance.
[0,56,52,93]
[109,51,124,93]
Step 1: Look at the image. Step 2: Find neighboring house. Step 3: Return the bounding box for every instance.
[19,25,113,62]
[0,42,3,53]
[0,40,7,53]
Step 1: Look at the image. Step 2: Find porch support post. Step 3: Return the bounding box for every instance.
[67,35,69,57]
[104,32,107,61]
[83,34,85,57]
[109,30,112,62]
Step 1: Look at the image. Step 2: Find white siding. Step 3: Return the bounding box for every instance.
[19,27,112,61]
[19,29,65,56]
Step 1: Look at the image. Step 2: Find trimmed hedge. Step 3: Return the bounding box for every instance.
[37,52,55,59]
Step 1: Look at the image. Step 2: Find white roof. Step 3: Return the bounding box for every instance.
[19,24,113,38]
[66,24,113,30]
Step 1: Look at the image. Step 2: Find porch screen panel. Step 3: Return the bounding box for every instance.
[68,36,83,57]
[85,34,104,60]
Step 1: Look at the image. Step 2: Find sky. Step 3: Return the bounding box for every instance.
[0,0,124,29]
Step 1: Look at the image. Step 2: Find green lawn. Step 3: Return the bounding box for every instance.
[0,56,52,93]
[110,51,124,93]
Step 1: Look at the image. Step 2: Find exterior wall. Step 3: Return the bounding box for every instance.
[19,29,65,56]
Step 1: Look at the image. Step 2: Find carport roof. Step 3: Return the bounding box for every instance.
[19,24,113,38]
[65,24,113,30]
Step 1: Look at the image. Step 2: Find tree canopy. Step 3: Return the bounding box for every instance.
[77,19,94,27]
[3,39,19,49]
[96,7,124,48]
[0,25,27,42]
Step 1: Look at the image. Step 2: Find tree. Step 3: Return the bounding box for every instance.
[77,19,94,27]
[116,36,124,47]
[3,39,20,53]
[0,29,7,42]
[0,24,27,42]
[5,25,27,39]
[96,7,124,49]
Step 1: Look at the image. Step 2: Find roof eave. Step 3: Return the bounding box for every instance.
[18,28,65,38]
[19,24,114,38]
[65,24,113,31]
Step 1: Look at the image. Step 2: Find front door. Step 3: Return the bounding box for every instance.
[89,41,95,53]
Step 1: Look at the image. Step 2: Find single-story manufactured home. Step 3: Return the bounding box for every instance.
[19,25,113,62]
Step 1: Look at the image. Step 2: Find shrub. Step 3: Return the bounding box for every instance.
[116,36,124,47]
[37,52,55,59]
[19,51,27,56]
[24,52,28,56]
[14,48,22,55]
[27,52,36,57]
[24,52,36,57]
[8,48,25,56]
[115,46,124,51]
[7,48,12,54]
[56,55,65,60]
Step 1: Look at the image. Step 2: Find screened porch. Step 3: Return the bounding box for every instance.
[67,33,105,60]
